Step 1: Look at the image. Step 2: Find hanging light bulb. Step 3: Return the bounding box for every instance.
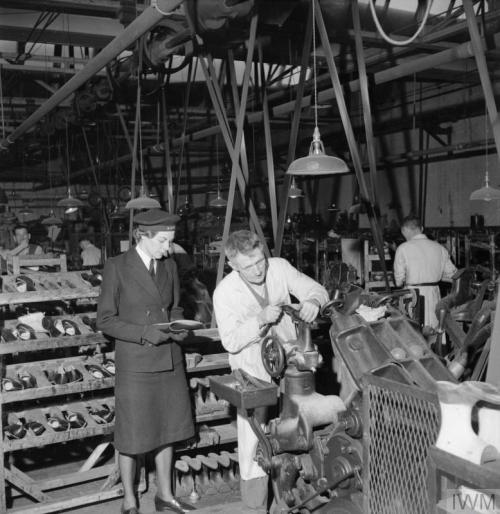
[125,184,161,209]
[58,124,85,212]
[126,54,161,212]
[288,177,304,198]
[42,209,62,225]
[469,174,500,201]
[210,190,228,208]
[2,210,17,222]
[470,114,500,201]
[287,0,349,177]
[177,198,192,217]
[18,203,33,216]
[57,187,85,209]
[209,135,227,208]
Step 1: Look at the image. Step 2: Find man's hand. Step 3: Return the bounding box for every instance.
[299,300,320,323]
[142,325,170,346]
[9,241,29,257]
[257,305,282,327]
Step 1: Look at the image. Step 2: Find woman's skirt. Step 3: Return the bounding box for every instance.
[114,363,194,454]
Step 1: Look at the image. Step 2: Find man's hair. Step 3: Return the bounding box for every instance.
[13,224,29,234]
[401,215,422,231]
[224,230,262,260]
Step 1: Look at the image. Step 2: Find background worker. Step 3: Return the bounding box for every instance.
[0,224,43,273]
[79,237,102,267]
[393,215,457,328]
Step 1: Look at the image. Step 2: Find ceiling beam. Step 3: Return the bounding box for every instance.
[0,0,133,18]
[0,9,124,48]
[0,0,184,151]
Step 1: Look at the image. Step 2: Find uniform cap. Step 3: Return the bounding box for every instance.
[133,209,179,231]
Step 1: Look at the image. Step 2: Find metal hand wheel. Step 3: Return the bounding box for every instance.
[261,334,286,378]
[319,297,344,317]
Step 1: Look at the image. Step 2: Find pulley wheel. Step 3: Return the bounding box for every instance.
[261,335,285,378]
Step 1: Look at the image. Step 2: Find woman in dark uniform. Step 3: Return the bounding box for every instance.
[97,209,195,514]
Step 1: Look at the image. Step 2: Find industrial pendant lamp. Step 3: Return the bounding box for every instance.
[288,177,304,198]
[57,190,84,211]
[286,0,349,177]
[126,49,160,210]
[18,203,33,216]
[210,189,228,208]
[42,209,62,225]
[57,126,85,212]
[469,114,500,202]
[44,137,63,226]
[125,184,161,210]
[210,135,227,208]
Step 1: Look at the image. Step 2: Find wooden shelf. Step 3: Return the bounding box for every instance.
[0,271,99,305]
[0,271,232,513]
[0,332,106,355]
[187,352,228,373]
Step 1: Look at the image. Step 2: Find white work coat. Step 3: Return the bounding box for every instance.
[213,257,329,480]
[393,234,457,328]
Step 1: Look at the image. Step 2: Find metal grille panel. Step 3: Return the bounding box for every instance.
[364,379,440,514]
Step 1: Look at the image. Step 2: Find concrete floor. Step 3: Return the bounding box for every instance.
[8,452,255,514]
[65,491,255,514]
[11,482,255,514]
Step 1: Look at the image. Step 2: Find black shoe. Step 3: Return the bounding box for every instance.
[121,506,141,514]
[154,495,195,513]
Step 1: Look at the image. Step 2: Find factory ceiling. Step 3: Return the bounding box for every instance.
[0,0,498,203]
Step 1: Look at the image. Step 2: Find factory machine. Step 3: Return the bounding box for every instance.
[210,287,457,514]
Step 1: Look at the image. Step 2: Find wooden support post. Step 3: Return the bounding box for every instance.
[160,87,175,213]
[225,50,251,185]
[463,0,500,163]
[197,14,270,290]
[258,41,278,246]
[352,0,378,204]
[275,4,313,256]
[463,0,500,385]
[315,0,389,289]
[4,467,51,503]
[79,441,111,473]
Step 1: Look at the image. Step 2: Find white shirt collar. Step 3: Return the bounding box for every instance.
[135,245,154,270]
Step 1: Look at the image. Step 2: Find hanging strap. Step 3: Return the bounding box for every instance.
[240,277,269,309]
[240,277,276,338]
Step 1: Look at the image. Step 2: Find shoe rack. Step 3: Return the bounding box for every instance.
[363,240,393,291]
[0,271,235,513]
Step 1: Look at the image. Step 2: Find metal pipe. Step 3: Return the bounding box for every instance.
[0,0,184,150]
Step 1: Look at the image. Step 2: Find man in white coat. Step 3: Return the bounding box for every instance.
[393,215,457,328]
[213,230,329,512]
